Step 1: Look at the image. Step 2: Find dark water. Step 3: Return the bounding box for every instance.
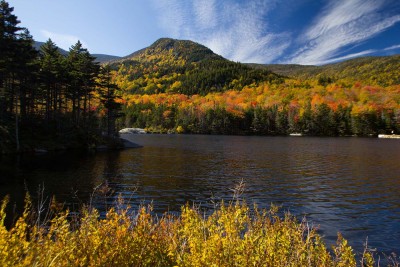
[1,135,400,257]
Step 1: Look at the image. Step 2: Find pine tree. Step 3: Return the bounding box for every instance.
[0,0,37,151]
[14,29,38,122]
[66,41,99,126]
[0,0,22,119]
[97,64,121,136]
[39,38,66,123]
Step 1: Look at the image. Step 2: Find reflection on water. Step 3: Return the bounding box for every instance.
[1,135,400,257]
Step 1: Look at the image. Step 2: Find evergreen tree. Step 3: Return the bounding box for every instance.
[312,103,335,136]
[97,64,121,137]
[0,0,118,152]
[13,29,38,152]
[0,1,37,151]
[14,29,38,121]
[66,41,99,125]
[0,0,22,120]
[39,38,66,123]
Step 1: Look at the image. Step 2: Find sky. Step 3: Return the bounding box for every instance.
[9,0,400,65]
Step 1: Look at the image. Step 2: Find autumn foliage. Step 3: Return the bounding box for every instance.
[110,39,400,136]
[120,81,400,136]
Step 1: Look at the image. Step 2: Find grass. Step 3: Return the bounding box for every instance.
[0,192,398,266]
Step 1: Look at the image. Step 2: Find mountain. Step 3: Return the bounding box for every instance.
[250,55,400,86]
[34,41,121,63]
[91,54,121,63]
[117,37,224,63]
[108,38,282,95]
[34,39,399,86]
[105,38,399,136]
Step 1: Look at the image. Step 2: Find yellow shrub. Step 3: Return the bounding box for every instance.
[0,195,388,267]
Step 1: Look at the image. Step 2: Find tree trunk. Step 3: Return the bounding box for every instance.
[15,89,20,152]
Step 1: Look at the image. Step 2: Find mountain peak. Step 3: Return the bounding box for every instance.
[149,38,208,52]
[109,37,281,96]
[123,37,222,63]
[150,38,181,50]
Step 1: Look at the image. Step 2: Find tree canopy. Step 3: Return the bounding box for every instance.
[0,1,121,153]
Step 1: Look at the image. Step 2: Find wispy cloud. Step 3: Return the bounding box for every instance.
[317,49,376,65]
[287,0,400,65]
[40,30,89,51]
[384,44,400,51]
[151,0,290,63]
[193,0,217,30]
[150,0,400,65]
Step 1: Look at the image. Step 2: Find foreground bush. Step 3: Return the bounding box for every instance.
[0,195,382,266]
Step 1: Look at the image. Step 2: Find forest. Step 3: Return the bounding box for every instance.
[0,1,121,153]
[120,83,400,136]
[111,39,400,136]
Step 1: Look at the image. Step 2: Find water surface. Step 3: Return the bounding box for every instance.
[1,135,399,257]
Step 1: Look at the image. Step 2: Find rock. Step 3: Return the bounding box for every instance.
[119,128,147,134]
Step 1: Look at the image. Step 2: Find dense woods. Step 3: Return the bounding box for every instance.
[110,38,282,96]
[0,1,121,153]
[120,83,400,136]
[112,39,400,136]
[261,55,400,87]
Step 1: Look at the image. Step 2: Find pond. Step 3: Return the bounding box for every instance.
[1,134,400,257]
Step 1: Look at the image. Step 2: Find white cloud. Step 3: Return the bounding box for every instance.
[151,1,191,38]
[287,0,400,65]
[384,44,400,51]
[151,0,288,63]
[315,49,376,65]
[304,1,381,41]
[150,0,400,65]
[193,0,217,29]
[40,30,89,51]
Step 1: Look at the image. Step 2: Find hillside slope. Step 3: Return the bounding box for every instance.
[254,55,400,86]
[112,39,399,136]
[108,38,283,95]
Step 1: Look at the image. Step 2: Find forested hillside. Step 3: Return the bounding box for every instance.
[109,38,282,95]
[259,55,400,86]
[111,40,400,136]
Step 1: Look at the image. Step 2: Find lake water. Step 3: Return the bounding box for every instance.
[1,134,400,257]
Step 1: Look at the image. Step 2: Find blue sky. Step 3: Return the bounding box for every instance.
[10,0,400,65]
